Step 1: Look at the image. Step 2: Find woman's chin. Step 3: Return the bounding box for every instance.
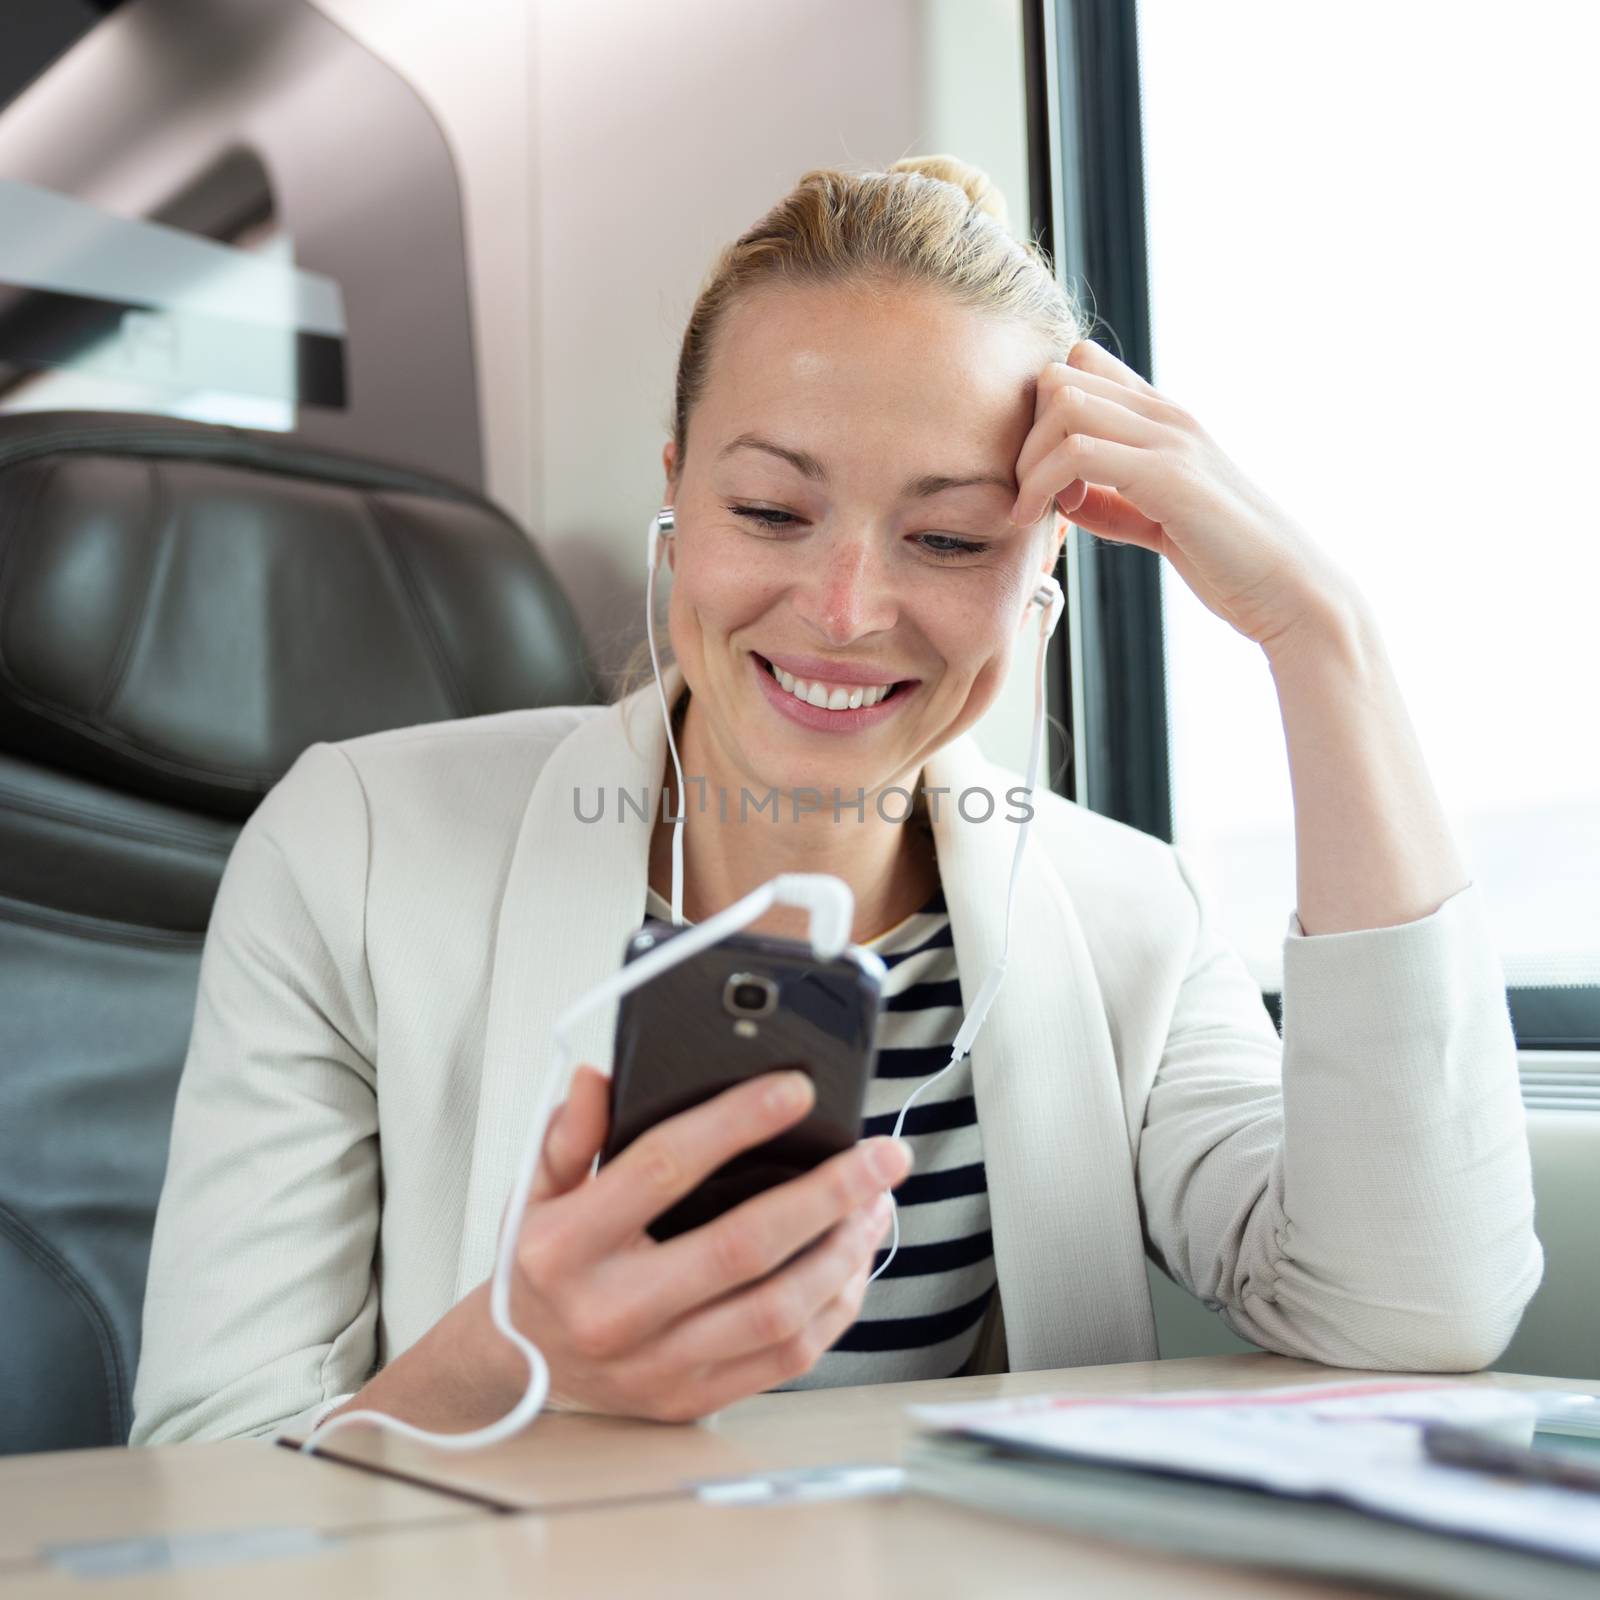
[724,750,886,819]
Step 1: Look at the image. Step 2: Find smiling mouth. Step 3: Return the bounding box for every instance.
[753,653,914,712]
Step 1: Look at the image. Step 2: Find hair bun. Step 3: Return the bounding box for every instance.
[888,154,1009,229]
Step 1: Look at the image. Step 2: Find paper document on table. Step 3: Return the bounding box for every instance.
[908,1379,1600,1569]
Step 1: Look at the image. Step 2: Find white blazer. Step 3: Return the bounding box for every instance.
[130,661,1543,1444]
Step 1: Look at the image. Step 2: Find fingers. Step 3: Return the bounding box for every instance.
[1030,349,1163,431]
[1054,480,1090,518]
[660,1254,876,1422]
[584,1132,911,1351]
[1018,434,1147,526]
[1024,353,1174,459]
[1012,411,1145,526]
[1053,363,1191,439]
[649,1192,893,1372]
[1031,355,1077,423]
[520,1096,911,1367]
[1014,372,1171,524]
[1068,336,1161,396]
[1068,483,1167,549]
[531,1063,611,1203]
[1015,363,1106,522]
[1049,382,1163,451]
[637,1132,911,1319]
[562,1069,820,1256]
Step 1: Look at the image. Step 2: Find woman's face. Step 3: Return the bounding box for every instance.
[662,280,1066,804]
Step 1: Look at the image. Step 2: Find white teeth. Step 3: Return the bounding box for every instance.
[768,660,896,711]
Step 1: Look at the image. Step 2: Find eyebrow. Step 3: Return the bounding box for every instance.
[717,432,1014,499]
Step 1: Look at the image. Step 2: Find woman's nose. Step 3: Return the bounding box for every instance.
[789,534,897,646]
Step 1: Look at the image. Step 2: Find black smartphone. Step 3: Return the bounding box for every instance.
[599,919,886,1242]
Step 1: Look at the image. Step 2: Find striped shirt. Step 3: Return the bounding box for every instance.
[641,880,995,1388]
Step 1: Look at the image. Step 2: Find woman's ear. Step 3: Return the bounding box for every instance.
[1050,511,1069,560]
[1032,515,1068,588]
[661,441,680,572]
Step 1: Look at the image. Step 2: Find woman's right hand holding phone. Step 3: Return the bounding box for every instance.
[483,1063,909,1423]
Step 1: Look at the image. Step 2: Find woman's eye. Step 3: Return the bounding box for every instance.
[915,533,990,560]
[727,506,987,561]
[727,504,797,529]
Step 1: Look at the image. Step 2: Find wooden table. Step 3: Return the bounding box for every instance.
[3,1354,1596,1598]
[283,1350,1591,1511]
[0,1435,477,1584]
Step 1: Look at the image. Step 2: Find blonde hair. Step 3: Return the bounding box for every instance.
[616,153,1091,707]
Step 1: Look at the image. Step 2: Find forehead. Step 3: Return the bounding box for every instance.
[698,282,1048,452]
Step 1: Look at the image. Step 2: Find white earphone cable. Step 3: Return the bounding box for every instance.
[300,866,856,1458]
[867,571,1060,1283]
[646,511,687,926]
[297,510,1059,1454]
[645,502,1062,1288]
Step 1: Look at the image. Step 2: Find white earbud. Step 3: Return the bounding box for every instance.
[648,504,676,559]
[769,873,852,960]
[1032,571,1065,639]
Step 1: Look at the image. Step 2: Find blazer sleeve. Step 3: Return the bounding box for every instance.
[1135,846,1544,1372]
[129,742,381,1443]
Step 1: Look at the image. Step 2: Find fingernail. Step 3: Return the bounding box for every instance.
[870,1192,893,1225]
[868,1137,914,1182]
[765,1070,813,1113]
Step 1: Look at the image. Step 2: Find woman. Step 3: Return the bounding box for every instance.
[130,156,1541,1444]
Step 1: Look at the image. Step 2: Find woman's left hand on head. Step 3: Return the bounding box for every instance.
[1010,339,1361,656]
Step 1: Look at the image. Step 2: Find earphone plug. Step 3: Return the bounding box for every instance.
[646,506,676,570]
[771,873,854,960]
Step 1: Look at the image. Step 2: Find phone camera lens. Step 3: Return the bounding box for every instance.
[724,972,778,1017]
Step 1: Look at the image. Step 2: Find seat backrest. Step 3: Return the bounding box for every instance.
[0,412,596,1453]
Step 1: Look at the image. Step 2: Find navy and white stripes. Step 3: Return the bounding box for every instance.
[642,881,995,1387]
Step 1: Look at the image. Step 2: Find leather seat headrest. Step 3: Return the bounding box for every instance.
[0,412,595,817]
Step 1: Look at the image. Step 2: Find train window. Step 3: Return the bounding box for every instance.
[1131,0,1599,1021]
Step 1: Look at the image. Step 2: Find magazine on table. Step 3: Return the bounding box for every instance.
[903,1379,1600,1600]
